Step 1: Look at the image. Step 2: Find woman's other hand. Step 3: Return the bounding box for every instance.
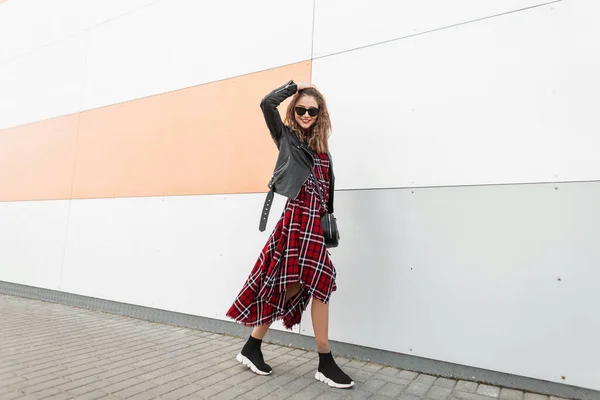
[297,82,316,91]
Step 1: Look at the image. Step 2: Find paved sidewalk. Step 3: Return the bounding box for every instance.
[0,294,570,400]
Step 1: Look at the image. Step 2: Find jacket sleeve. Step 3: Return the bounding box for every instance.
[259,80,298,146]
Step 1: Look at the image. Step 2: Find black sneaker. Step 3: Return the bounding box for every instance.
[315,351,354,388]
[236,335,272,376]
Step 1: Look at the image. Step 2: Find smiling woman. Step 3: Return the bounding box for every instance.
[285,86,332,155]
[295,100,319,128]
[226,81,353,389]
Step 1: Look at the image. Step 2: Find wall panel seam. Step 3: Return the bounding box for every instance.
[312,0,563,61]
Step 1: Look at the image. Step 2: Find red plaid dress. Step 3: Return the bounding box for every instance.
[226,153,336,330]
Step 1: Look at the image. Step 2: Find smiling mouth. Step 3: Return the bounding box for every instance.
[301,119,311,124]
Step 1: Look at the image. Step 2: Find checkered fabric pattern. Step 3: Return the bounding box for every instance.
[227,153,337,329]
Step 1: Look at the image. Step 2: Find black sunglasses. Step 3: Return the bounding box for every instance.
[295,106,320,117]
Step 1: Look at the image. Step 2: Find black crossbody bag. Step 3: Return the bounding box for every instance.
[310,170,340,248]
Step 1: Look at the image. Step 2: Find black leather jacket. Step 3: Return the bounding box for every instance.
[258,80,335,231]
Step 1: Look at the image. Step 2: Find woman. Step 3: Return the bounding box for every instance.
[226,80,354,388]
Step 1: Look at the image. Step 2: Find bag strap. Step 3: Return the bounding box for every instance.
[309,169,327,212]
[327,152,334,213]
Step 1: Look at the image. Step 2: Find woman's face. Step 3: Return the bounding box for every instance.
[294,95,319,130]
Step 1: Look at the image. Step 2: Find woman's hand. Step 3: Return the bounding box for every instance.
[296,82,316,91]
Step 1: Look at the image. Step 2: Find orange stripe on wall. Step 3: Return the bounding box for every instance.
[0,115,79,202]
[0,61,311,202]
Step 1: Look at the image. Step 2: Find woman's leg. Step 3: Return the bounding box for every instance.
[251,323,271,340]
[238,282,302,376]
[312,298,354,388]
[239,323,273,375]
[311,298,330,353]
[250,280,300,340]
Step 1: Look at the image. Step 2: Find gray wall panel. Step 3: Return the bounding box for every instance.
[300,181,600,390]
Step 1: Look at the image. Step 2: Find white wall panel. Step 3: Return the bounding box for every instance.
[555,0,600,181]
[60,193,298,333]
[301,182,600,390]
[0,200,71,290]
[312,0,554,57]
[83,0,314,110]
[0,0,157,66]
[86,0,159,27]
[0,34,86,130]
[314,3,567,189]
[0,0,88,66]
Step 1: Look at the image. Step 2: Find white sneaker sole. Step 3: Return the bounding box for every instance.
[236,353,272,376]
[315,371,355,389]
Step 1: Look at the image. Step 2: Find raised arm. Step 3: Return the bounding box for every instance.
[259,80,298,146]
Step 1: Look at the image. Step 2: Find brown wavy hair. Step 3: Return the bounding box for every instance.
[284,88,331,154]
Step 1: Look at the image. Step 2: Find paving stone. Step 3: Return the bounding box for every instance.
[427,385,454,400]
[147,380,190,396]
[42,392,77,400]
[159,383,204,400]
[179,385,225,400]
[349,369,375,384]
[342,389,375,399]
[398,370,420,380]
[400,394,424,400]
[0,376,26,386]
[23,378,70,394]
[11,374,55,389]
[210,385,249,400]
[112,381,157,399]
[362,362,384,373]
[379,366,401,376]
[127,392,159,400]
[73,390,115,400]
[21,366,69,381]
[455,380,479,393]
[98,377,142,394]
[370,396,397,400]
[219,370,255,386]
[378,374,413,386]
[67,380,113,396]
[331,356,351,365]
[0,392,26,400]
[417,374,439,384]
[453,390,504,400]
[500,388,525,400]
[405,380,434,397]
[435,377,458,389]
[377,382,407,397]
[287,381,328,399]
[0,371,17,381]
[287,349,307,357]
[27,387,62,399]
[256,388,296,400]
[476,384,501,397]
[237,381,281,399]
[149,369,190,385]
[314,391,346,400]
[282,376,316,391]
[346,359,367,369]
[56,375,103,392]
[361,378,387,393]
[524,394,549,400]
